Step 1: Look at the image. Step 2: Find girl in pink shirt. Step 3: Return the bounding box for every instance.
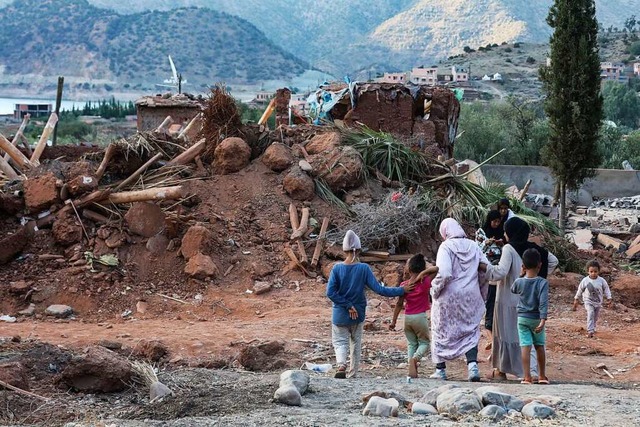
[390,254,439,378]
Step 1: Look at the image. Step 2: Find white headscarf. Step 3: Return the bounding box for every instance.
[342,230,361,251]
[439,218,466,240]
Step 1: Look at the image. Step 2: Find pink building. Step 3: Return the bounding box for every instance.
[634,62,640,77]
[600,62,625,81]
[379,72,407,83]
[451,66,469,82]
[410,66,438,85]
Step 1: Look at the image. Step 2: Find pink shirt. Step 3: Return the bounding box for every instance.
[402,276,432,315]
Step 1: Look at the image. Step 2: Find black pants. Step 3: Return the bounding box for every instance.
[484,284,497,331]
[436,346,478,369]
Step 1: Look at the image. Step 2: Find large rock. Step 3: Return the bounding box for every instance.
[262,143,293,172]
[311,147,364,193]
[59,346,133,393]
[46,304,74,318]
[273,370,310,406]
[0,226,30,265]
[184,253,219,279]
[0,362,29,390]
[436,387,482,416]
[213,137,251,174]
[479,404,507,421]
[362,396,399,417]
[475,386,525,411]
[283,167,315,201]
[180,225,213,260]
[521,401,555,419]
[411,402,438,415]
[305,132,341,155]
[125,202,166,237]
[52,212,83,246]
[238,341,285,372]
[419,384,460,407]
[23,172,58,212]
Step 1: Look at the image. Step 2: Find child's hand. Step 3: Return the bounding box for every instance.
[389,322,396,331]
[535,319,546,333]
[348,306,358,320]
[402,282,416,294]
[520,265,526,278]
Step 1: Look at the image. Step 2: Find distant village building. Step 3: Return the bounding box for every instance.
[14,103,52,119]
[252,91,274,105]
[451,66,469,82]
[600,62,626,82]
[410,66,439,85]
[492,73,503,81]
[135,93,204,132]
[379,72,407,83]
[482,74,491,81]
[634,62,640,77]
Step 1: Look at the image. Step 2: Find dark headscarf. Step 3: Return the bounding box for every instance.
[482,210,504,240]
[504,217,549,278]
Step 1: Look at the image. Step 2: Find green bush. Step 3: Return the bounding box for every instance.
[629,41,640,55]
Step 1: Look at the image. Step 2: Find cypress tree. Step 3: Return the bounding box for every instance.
[539,0,603,226]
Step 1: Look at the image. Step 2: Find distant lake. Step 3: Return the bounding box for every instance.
[0,97,93,115]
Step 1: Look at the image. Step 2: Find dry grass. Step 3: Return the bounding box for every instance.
[201,83,243,157]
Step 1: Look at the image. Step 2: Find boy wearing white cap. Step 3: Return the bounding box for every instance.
[327,230,415,378]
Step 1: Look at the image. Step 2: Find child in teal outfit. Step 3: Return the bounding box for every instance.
[510,248,549,385]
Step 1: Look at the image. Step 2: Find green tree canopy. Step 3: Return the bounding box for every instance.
[602,81,640,128]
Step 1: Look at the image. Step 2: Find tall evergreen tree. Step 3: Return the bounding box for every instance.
[540,0,603,225]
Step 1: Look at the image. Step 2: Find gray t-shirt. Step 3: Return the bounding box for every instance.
[575,276,611,308]
[510,276,549,319]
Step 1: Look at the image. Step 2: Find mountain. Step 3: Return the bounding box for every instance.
[0,0,308,92]
[78,0,638,75]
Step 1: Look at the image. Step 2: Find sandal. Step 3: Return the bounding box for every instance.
[334,365,347,379]
[537,378,550,385]
[520,379,532,385]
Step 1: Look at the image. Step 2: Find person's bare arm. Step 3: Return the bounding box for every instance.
[389,296,404,330]
[411,266,439,284]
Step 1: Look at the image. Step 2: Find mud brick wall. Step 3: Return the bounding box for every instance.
[344,86,414,135]
[275,88,291,127]
[137,106,201,132]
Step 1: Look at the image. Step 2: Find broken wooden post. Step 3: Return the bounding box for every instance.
[290,207,310,240]
[3,114,30,161]
[289,203,300,230]
[258,99,276,127]
[52,76,64,146]
[0,155,19,180]
[30,113,58,165]
[95,143,117,181]
[595,233,625,251]
[518,179,532,202]
[0,132,32,170]
[82,209,110,224]
[284,245,316,278]
[166,138,205,166]
[108,186,185,204]
[311,216,330,268]
[297,241,308,266]
[178,113,203,143]
[114,152,163,191]
[155,116,173,133]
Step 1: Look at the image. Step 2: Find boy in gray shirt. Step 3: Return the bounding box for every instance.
[511,248,549,385]
[573,260,612,338]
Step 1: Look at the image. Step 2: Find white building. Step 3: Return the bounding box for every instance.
[410,66,438,85]
[379,72,407,83]
[451,66,469,82]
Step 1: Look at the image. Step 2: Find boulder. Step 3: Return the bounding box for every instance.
[436,387,482,416]
[362,390,407,406]
[475,386,525,411]
[0,362,29,390]
[59,346,133,393]
[305,132,341,154]
[180,225,213,260]
[124,202,166,237]
[184,253,219,279]
[419,384,460,407]
[66,175,98,197]
[213,137,251,174]
[45,304,74,318]
[0,226,30,265]
[239,341,285,371]
[146,234,170,254]
[311,147,364,193]
[52,212,83,246]
[23,172,58,212]
[283,167,315,201]
[521,401,555,419]
[531,395,563,407]
[479,404,507,421]
[9,280,31,294]
[133,339,169,362]
[411,402,438,415]
[273,370,310,406]
[262,143,293,172]
[362,396,399,417]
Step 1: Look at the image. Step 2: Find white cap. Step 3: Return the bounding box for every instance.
[342,230,361,251]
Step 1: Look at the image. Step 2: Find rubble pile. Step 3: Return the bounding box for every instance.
[591,195,640,210]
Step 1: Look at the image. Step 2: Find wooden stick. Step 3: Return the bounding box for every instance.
[602,368,615,379]
[178,113,203,142]
[518,179,532,202]
[0,379,51,402]
[258,99,276,126]
[95,143,117,181]
[82,209,110,224]
[297,241,308,266]
[223,264,235,277]
[0,154,19,180]
[289,203,299,230]
[311,216,330,268]
[290,207,309,240]
[114,152,163,191]
[360,254,413,262]
[155,116,173,133]
[30,113,58,165]
[3,114,30,161]
[156,293,187,304]
[0,132,32,169]
[166,138,205,166]
[361,251,390,259]
[38,254,64,260]
[299,145,312,163]
[284,246,316,277]
[108,186,185,204]
[69,200,90,242]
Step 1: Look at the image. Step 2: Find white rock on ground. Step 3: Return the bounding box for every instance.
[436,388,483,416]
[479,404,507,421]
[45,304,73,318]
[362,396,399,417]
[419,384,460,407]
[522,401,555,419]
[411,402,438,415]
[475,386,525,411]
[273,370,310,406]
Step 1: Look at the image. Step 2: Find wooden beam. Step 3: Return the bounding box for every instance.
[290,207,309,240]
[95,143,117,181]
[114,152,163,191]
[288,203,299,230]
[311,216,330,268]
[258,99,276,126]
[108,186,185,204]
[518,179,532,202]
[3,114,30,161]
[155,115,173,133]
[30,113,58,165]
[595,233,624,251]
[178,113,203,143]
[0,155,19,180]
[166,138,205,166]
[360,254,413,263]
[0,132,32,169]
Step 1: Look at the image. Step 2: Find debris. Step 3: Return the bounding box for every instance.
[0,379,50,402]
[0,314,17,322]
[253,281,272,295]
[84,252,119,272]
[156,293,188,304]
[311,216,330,268]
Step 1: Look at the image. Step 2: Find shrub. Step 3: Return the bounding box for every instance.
[526,56,536,64]
[504,47,512,52]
